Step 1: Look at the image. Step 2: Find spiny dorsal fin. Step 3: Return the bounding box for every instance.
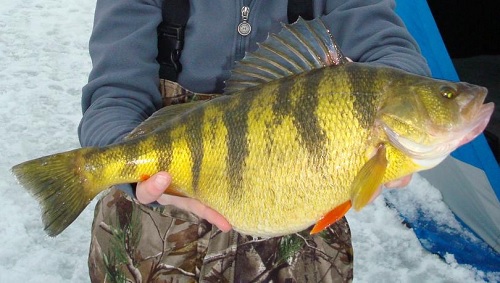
[224,17,347,94]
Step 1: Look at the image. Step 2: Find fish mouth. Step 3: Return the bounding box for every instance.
[450,84,493,147]
[456,101,494,147]
[384,98,494,163]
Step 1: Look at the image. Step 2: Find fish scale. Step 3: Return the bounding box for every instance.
[11,19,493,237]
[142,66,383,235]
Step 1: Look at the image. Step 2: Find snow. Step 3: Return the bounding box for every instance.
[0,0,498,282]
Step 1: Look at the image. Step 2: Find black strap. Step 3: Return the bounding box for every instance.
[288,0,314,23]
[157,0,313,81]
[156,0,190,81]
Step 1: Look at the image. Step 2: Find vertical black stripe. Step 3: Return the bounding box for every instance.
[155,130,173,173]
[272,75,295,119]
[223,94,254,200]
[348,64,380,130]
[292,70,326,161]
[186,107,205,192]
[273,69,328,162]
[118,139,141,178]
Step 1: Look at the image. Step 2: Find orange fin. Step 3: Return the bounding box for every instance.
[163,185,187,197]
[311,200,352,234]
[139,174,151,182]
[350,144,388,211]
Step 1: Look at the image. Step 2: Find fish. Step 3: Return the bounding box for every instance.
[11,18,494,237]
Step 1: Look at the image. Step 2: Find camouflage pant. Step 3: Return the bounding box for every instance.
[88,188,353,282]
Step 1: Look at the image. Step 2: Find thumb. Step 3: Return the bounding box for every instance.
[136,172,172,204]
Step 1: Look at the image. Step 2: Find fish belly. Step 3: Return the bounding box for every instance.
[160,69,376,236]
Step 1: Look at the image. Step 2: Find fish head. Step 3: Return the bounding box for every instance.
[378,75,494,168]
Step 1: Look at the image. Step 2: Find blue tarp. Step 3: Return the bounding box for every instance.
[394,0,500,273]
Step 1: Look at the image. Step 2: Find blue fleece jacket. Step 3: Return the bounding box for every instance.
[79,0,430,149]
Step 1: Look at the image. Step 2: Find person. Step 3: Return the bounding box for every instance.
[79,0,429,281]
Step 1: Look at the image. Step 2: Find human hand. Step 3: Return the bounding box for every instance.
[135,172,232,232]
[384,175,412,188]
[369,174,413,203]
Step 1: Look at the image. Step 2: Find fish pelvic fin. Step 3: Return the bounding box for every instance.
[350,144,388,211]
[311,200,352,234]
[11,148,104,236]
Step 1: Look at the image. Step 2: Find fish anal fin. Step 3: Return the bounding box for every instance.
[163,185,187,197]
[311,200,352,234]
[137,173,187,197]
[351,144,388,211]
[139,174,150,182]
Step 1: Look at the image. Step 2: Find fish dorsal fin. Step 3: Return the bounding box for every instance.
[224,17,348,94]
[125,101,204,140]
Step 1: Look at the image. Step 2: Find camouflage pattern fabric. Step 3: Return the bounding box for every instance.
[88,81,353,282]
[88,188,353,282]
[159,79,220,106]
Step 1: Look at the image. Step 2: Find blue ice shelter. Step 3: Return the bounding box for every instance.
[394,0,500,272]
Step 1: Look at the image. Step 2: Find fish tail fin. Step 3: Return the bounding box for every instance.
[11,148,104,237]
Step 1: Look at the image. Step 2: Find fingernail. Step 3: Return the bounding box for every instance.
[385,180,400,188]
[154,174,170,188]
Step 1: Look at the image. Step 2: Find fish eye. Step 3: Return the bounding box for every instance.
[440,86,456,99]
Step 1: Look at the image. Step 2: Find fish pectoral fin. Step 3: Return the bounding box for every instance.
[350,144,388,211]
[310,200,352,234]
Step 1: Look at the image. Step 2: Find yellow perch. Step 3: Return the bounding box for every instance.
[12,19,494,237]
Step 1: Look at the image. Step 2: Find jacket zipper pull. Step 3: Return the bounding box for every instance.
[238,6,252,36]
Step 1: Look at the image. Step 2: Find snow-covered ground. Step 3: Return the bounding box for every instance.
[0,0,498,282]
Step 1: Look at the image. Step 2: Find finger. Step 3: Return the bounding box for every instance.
[366,175,413,204]
[198,204,232,232]
[384,174,412,188]
[135,172,172,204]
[368,186,383,203]
[157,194,232,232]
